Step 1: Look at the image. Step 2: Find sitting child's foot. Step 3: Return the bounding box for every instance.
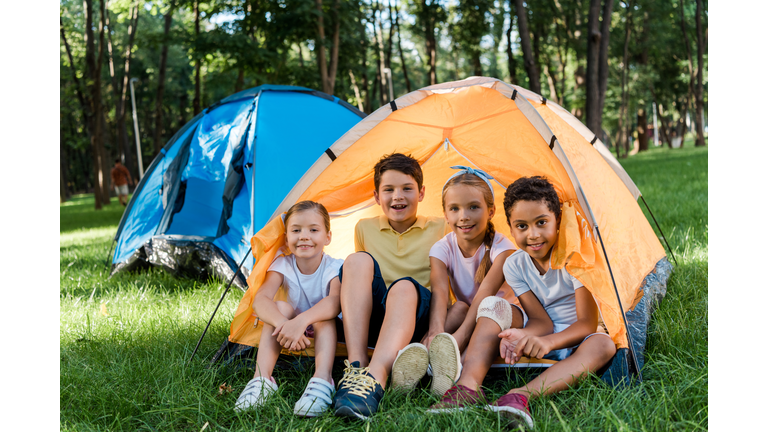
[426,384,485,413]
[428,333,462,396]
[391,343,429,391]
[333,360,384,420]
[485,393,534,429]
[234,376,278,412]
[293,377,335,417]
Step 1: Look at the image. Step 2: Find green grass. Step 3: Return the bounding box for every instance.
[60,145,707,431]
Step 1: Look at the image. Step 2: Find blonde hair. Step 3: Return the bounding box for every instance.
[441,173,496,284]
[284,200,331,232]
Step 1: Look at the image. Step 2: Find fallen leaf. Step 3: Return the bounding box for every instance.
[100,303,109,316]
[218,383,232,395]
[200,422,209,432]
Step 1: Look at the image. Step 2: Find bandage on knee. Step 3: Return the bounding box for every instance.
[476,296,513,331]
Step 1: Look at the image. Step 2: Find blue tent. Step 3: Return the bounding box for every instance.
[110,85,365,288]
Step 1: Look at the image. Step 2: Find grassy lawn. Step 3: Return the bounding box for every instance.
[60,144,707,431]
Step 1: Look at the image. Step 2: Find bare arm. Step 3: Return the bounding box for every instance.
[422,257,451,348]
[274,277,341,351]
[539,286,598,350]
[452,249,513,350]
[499,290,554,364]
[252,270,289,328]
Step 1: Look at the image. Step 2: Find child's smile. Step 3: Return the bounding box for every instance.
[374,170,425,233]
[507,199,559,274]
[443,184,493,254]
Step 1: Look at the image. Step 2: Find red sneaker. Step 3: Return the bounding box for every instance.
[426,385,485,414]
[486,393,534,429]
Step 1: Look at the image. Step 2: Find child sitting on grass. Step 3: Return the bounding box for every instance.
[234,201,343,418]
[420,166,520,397]
[429,176,616,430]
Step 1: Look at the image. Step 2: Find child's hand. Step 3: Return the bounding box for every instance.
[420,328,444,350]
[507,335,553,364]
[498,328,527,364]
[273,318,310,351]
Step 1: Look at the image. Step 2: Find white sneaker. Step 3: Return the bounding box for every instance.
[428,333,462,396]
[391,342,429,390]
[293,377,335,417]
[234,376,278,412]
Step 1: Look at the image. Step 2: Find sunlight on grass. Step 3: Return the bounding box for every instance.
[61,226,118,247]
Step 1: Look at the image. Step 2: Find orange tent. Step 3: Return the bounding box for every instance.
[217,77,671,381]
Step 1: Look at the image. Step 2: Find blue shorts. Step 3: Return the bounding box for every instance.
[543,323,612,361]
[337,251,431,348]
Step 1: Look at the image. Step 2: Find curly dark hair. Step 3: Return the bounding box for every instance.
[373,153,423,191]
[503,176,561,223]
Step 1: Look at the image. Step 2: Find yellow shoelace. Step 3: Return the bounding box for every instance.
[339,360,378,397]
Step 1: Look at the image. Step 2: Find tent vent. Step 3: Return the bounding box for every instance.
[511,89,518,100]
[325,148,337,162]
[591,135,598,145]
[542,96,547,105]
[390,100,398,111]
[549,135,557,150]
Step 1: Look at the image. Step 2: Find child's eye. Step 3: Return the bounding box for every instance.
[311,229,318,232]
[449,206,458,212]
[537,220,547,226]
[516,224,527,230]
[470,205,479,210]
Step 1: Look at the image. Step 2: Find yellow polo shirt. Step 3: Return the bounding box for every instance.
[354,215,449,290]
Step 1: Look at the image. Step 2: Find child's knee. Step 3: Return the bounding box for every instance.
[451,300,469,315]
[275,301,296,318]
[476,296,513,331]
[386,279,418,304]
[343,252,374,272]
[591,335,617,364]
[312,319,336,333]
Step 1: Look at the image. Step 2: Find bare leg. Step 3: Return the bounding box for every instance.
[253,301,295,379]
[367,280,418,388]
[339,253,375,366]
[506,335,616,399]
[456,308,525,391]
[444,301,469,334]
[311,319,336,384]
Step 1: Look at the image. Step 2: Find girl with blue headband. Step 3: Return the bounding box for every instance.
[421,166,528,397]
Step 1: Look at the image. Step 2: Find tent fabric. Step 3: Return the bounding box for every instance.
[225,78,669,368]
[111,85,365,287]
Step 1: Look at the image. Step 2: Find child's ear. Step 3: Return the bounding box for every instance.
[488,205,496,219]
[373,189,381,205]
[418,185,425,202]
[325,230,332,246]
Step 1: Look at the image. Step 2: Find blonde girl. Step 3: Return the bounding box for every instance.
[234,201,343,417]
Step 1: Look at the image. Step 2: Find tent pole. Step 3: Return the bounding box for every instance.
[104,240,116,271]
[595,225,642,381]
[189,246,252,363]
[640,195,678,267]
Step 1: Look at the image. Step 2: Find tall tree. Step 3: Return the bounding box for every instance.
[585,0,613,138]
[83,0,108,208]
[514,0,540,94]
[193,1,202,115]
[505,1,518,84]
[694,0,705,146]
[315,0,341,95]
[154,3,174,154]
[414,0,444,85]
[116,3,140,177]
[393,0,411,92]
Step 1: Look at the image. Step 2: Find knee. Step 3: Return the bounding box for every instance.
[452,301,469,314]
[386,279,418,304]
[312,319,336,333]
[476,296,513,331]
[275,301,296,319]
[343,252,374,271]
[593,336,617,364]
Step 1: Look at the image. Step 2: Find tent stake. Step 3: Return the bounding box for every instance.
[104,240,116,271]
[640,195,678,267]
[594,226,643,381]
[189,247,252,363]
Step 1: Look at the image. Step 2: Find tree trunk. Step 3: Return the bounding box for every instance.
[360,15,371,112]
[514,0,540,94]
[694,0,705,146]
[374,1,387,103]
[349,70,364,111]
[506,3,517,84]
[60,112,71,203]
[178,93,188,130]
[154,6,174,154]
[117,4,139,178]
[315,0,341,95]
[193,1,202,115]
[423,0,438,85]
[586,0,612,138]
[84,0,105,208]
[637,107,648,152]
[394,2,411,93]
[235,68,245,93]
[618,0,633,154]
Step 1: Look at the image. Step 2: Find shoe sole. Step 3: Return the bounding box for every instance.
[335,405,372,420]
[391,343,429,390]
[429,334,461,396]
[485,405,534,429]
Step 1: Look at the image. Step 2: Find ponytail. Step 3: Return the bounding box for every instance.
[474,220,495,284]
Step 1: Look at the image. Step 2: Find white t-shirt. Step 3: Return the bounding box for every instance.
[429,232,515,305]
[503,249,584,327]
[267,251,343,314]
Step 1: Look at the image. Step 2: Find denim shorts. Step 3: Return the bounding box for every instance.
[337,251,432,348]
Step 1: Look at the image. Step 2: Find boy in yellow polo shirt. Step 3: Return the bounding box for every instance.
[333,153,447,420]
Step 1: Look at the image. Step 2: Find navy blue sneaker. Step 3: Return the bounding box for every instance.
[333,360,385,420]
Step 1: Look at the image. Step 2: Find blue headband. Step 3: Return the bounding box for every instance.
[443,165,495,199]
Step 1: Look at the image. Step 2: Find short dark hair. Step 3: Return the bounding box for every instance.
[115,158,121,164]
[503,176,561,223]
[373,153,423,191]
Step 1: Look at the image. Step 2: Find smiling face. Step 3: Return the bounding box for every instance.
[374,169,425,233]
[284,209,332,265]
[443,184,495,252]
[507,199,559,273]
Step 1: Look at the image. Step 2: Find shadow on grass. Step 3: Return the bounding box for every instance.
[61,193,132,234]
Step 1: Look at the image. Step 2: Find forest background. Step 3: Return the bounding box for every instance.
[59,0,707,208]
